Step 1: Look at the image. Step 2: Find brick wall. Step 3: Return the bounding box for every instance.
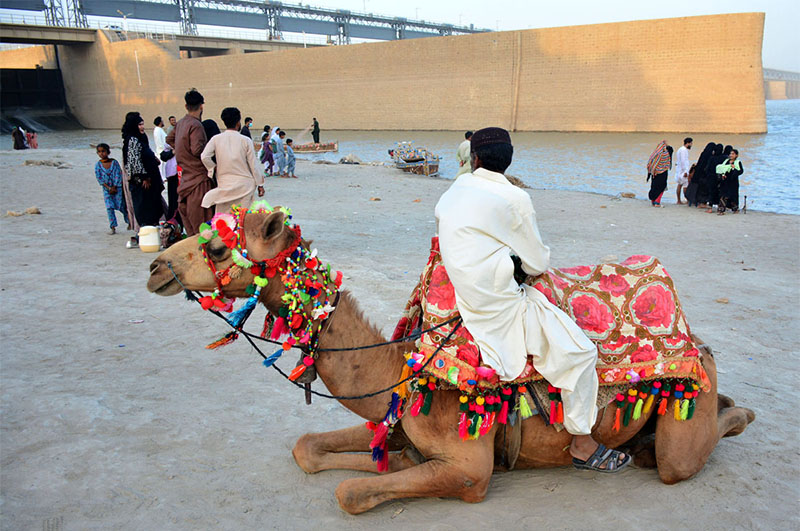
[57,13,766,133]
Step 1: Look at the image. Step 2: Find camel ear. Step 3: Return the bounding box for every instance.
[260,210,286,241]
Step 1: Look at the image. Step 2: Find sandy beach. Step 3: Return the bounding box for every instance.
[1,147,798,530]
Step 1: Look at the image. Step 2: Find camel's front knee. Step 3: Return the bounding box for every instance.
[456,469,491,503]
[292,433,322,474]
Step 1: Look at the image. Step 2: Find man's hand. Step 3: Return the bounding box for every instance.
[142,178,151,190]
[257,185,265,197]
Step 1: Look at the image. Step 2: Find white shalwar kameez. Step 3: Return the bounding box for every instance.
[435,168,599,435]
[674,145,690,187]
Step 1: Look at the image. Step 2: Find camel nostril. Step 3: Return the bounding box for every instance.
[149,261,160,274]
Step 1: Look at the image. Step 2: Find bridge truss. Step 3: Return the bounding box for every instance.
[4,0,489,43]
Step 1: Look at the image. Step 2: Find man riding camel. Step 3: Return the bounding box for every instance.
[435,127,630,473]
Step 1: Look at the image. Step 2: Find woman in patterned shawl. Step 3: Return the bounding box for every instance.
[121,112,164,245]
[646,140,673,207]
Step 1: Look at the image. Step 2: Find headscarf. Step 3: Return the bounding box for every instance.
[202,119,221,139]
[647,140,672,175]
[121,111,149,166]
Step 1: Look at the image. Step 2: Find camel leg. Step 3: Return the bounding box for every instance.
[718,406,756,438]
[334,440,495,514]
[292,424,416,474]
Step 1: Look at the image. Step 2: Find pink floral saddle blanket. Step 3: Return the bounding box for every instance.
[391,237,710,395]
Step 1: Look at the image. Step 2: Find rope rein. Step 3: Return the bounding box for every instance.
[167,262,461,401]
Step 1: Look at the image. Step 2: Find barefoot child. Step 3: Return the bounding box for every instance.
[286,138,297,178]
[95,143,130,234]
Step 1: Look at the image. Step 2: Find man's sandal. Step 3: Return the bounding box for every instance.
[572,444,631,473]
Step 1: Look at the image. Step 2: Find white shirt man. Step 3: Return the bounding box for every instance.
[434,127,629,472]
[455,131,473,177]
[153,121,168,182]
[674,138,692,204]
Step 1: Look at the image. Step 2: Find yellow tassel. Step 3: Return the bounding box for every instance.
[643,393,655,415]
[673,399,682,420]
[394,363,413,400]
[632,398,643,421]
[680,399,689,420]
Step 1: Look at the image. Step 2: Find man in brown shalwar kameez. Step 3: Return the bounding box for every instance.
[166,89,212,235]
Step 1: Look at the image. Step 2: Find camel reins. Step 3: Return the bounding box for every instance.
[166,261,462,401]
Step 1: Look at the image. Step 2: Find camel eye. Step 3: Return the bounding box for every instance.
[208,244,229,260]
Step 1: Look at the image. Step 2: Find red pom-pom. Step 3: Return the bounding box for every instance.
[290,314,303,329]
[200,296,214,310]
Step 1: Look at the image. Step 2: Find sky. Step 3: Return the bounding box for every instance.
[309,0,799,71]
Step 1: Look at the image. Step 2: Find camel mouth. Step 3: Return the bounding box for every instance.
[147,260,185,296]
[151,276,183,296]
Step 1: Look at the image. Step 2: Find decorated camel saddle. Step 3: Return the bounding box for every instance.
[390,237,711,440]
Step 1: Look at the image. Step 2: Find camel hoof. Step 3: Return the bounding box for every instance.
[717,393,736,410]
[335,479,376,515]
[721,407,756,438]
[292,434,321,474]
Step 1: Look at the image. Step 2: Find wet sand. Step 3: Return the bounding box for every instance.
[1,148,798,529]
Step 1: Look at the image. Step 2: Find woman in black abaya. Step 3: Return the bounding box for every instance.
[122,112,164,231]
[685,142,714,207]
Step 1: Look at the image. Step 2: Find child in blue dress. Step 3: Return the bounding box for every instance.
[285,138,297,178]
[95,143,130,234]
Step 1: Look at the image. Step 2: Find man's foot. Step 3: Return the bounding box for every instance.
[126,237,138,249]
[126,223,133,230]
[570,435,629,473]
[572,443,631,473]
[108,227,116,235]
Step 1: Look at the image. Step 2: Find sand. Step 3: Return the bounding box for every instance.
[1,147,798,530]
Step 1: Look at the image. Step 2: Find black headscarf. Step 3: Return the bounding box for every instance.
[202,119,221,139]
[694,142,716,178]
[121,111,150,166]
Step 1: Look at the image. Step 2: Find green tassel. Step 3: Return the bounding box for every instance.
[420,391,433,416]
[680,399,690,420]
[632,398,643,421]
[518,394,533,419]
[623,401,633,426]
[687,398,696,420]
[468,412,479,437]
[470,415,483,440]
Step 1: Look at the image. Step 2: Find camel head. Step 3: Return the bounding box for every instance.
[147,205,304,314]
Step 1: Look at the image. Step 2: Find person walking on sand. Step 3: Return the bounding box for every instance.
[94,143,130,235]
[703,144,730,213]
[285,138,297,178]
[275,130,287,176]
[122,112,164,246]
[166,89,211,235]
[200,107,264,215]
[311,117,320,144]
[259,125,275,176]
[674,137,692,204]
[435,127,630,473]
[153,116,168,182]
[647,141,673,207]
[11,127,27,150]
[455,131,473,177]
[240,116,253,139]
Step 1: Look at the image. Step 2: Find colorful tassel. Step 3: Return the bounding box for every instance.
[613,407,621,431]
[409,392,425,417]
[623,401,633,426]
[643,393,655,415]
[518,394,533,419]
[205,330,238,349]
[470,415,483,440]
[394,363,413,400]
[673,399,682,420]
[657,397,668,416]
[680,399,689,420]
[632,398,643,421]
[458,412,469,440]
[556,402,564,424]
[288,364,307,381]
[549,400,556,425]
[420,390,433,416]
[479,412,494,436]
[261,347,285,368]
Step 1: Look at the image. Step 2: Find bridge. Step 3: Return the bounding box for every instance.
[763,68,800,99]
[1,0,489,44]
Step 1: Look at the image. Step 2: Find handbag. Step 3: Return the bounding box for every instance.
[160,149,175,162]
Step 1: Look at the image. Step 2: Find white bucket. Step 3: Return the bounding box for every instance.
[139,225,161,253]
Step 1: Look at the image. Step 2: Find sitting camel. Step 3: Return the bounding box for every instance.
[147,207,755,514]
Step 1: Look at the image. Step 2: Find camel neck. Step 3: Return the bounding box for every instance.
[313,291,411,422]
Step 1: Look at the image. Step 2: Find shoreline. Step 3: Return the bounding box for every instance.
[1,149,798,529]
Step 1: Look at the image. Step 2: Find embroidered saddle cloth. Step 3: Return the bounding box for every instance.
[391,237,711,395]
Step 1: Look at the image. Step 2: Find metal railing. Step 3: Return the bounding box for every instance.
[0,12,329,45]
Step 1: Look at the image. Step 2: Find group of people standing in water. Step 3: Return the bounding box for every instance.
[647,137,744,215]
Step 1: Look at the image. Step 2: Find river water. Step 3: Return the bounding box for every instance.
[4,100,798,214]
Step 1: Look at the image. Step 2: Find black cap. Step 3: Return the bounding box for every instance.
[470,127,512,151]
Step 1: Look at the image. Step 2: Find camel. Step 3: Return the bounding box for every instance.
[147,208,755,514]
